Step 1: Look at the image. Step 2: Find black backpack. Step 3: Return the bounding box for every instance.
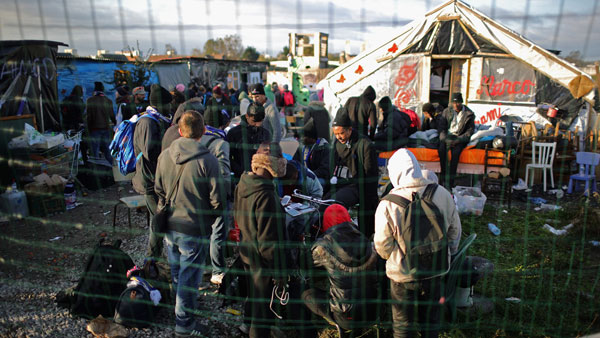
[114,277,156,328]
[382,184,449,280]
[63,239,134,318]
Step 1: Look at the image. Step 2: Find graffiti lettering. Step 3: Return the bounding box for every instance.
[394,63,417,87]
[476,76,534,97]
[476,107,503,125]
[394,88,416,107]
[0,57,56,81]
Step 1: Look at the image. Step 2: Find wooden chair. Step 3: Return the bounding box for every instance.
[482,146,512,207]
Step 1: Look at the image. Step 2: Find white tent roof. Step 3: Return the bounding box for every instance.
[322,0,595,103]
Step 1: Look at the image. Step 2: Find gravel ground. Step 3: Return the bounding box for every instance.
[0,183,248,338]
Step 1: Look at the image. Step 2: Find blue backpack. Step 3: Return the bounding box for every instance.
[109,114,159,176]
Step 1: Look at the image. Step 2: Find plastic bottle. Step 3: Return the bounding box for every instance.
[1,181,29,219]
[488,223,501,236]
[64,181,76,210]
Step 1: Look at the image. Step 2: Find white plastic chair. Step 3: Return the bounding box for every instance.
[525,141,556,191]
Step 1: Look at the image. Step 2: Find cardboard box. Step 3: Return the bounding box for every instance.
[25,173,67,194]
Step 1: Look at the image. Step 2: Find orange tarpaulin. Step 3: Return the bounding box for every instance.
[379,147,503,165]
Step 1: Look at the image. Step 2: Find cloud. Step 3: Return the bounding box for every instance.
[0,0,598,60]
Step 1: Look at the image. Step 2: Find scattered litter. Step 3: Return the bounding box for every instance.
[99,232,107,238]
[547,189,564,199]
[543,223,572,236]
[74,202,83,207]
[505,297,521,303]
[129,190,134,193]
[577,291,594,299]
[589,241,600,247]
[562,185,568,190]
[226,308,241,316]
[529,197,547,204]
[512,178,528,190]
[487,223,501,236]
[502,210,508,214]
[539,203,562,211]
[48,236,62,242]
[103,211,111,216]
[534,207,541,211]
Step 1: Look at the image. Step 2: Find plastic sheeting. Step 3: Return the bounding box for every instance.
[477,58,536,103]
[0,41,61,131]
[535,71,587,129]
[153,63,190,91]
[56,60,159,110]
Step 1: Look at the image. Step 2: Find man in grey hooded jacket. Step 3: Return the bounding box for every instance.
[374,149,461,338]
[155,110,225,337]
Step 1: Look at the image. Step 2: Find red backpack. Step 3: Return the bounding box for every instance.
[283,91,295,106]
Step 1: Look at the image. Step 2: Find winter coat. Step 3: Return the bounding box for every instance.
[277,166,323,200]
[441,105,475,143]
[374,149,461,283]
[200,128,231,198]
[86,93,115,131]
[61,94,84,131]
[261,98,282,142]
[421,113,448,134]
[225,114,271,177]
[234,172,289,276]
[132,110,169,195]
[311,222,379,314]
[155,137,225,237]
[205,95,232,118]
[374,107,410,151]
[331,130,379,200]
[344,86,377,139]
[294,138,330,182]
[304,102,331,142]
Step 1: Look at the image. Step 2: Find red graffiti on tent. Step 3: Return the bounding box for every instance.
[394,88,417,107]
[394,63,417,87]
[476,76,535,97]
[476,107,503,125]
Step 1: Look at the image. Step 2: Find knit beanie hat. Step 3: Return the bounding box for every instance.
[149,84,173,108]
[322,204,352,233]
[332,107,352,128]
[303,117,317,139]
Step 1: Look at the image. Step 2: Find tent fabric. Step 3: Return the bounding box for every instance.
[535,71,586,129]
[321,0,595,108]
[153,63,190,91]
[0,42,62,131]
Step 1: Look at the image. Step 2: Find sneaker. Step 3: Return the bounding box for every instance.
[238,323,249,335]
[175,322,209,337]
[210,273,224,285]
[198,281,212,291]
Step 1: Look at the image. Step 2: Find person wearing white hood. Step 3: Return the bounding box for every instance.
[374,149,461,338]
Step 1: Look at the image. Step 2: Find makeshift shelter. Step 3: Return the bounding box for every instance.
[56,55,159,104]
[0,40,67,132]
[320,0,596,132]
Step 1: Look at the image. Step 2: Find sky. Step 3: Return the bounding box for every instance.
[0,0,598,61]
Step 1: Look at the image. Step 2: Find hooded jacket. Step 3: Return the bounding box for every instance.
[294,138,330,182]
[155,137,224,236]
[374,149,461,283]
[312,222,379,314]
[234,172,289,276]
[225,114,271,177]
[344,86,377,139]
[261,98,282,142]
[374,107,410,151]
[132,109,169,195]
[304,102,331,142]
[200,128,231,198]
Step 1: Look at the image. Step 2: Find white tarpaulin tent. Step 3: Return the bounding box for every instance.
[320,0,596,132]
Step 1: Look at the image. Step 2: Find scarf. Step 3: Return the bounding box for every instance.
[205,125,226,139]
[144,106,171,124]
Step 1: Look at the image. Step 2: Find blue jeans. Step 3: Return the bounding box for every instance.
[165,231,209,331]
[89,129,113,165]
[210,203,230,275]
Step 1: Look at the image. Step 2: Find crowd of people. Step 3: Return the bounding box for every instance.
[60,80,472,338]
